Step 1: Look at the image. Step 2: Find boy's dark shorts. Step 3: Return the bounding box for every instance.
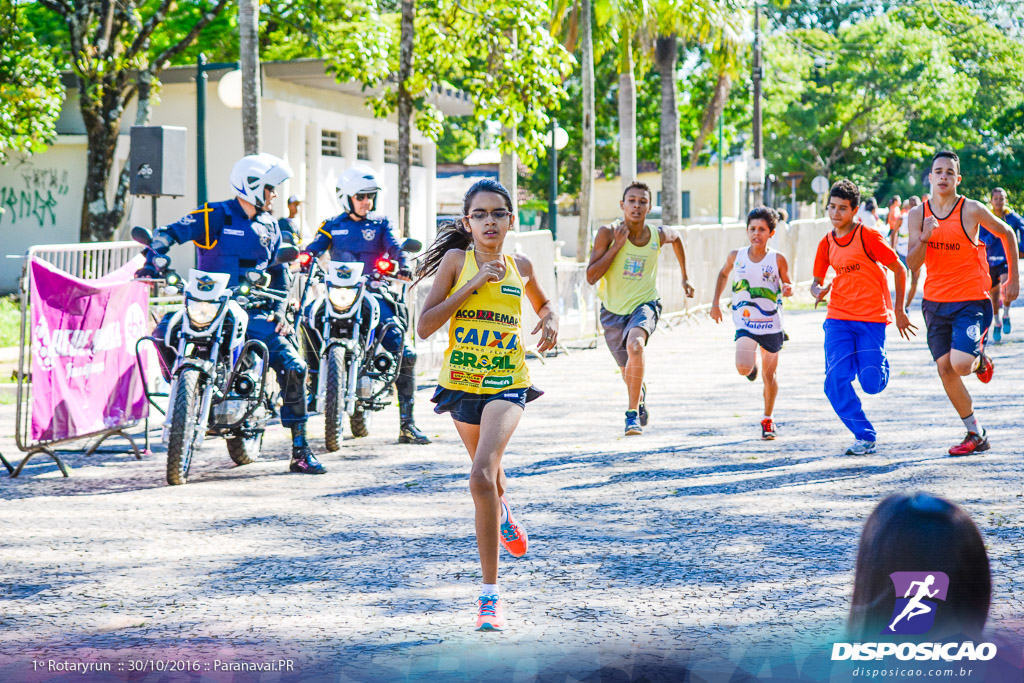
[431,386,543,425]
[989,263,1008,289]
[735,329,785,354]
[921,299,993,361]
[600,300,662,367]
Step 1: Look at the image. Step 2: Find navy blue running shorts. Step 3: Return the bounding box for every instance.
[431,386,543,425]
[735,329,785,353]
[921,299,993,361]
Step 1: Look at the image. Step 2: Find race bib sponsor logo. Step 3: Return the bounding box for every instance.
[448,370,482,386]
[481,375,513,389]
[500,285,522,297]
[453,327,519,349]
[455,309,519,327]
[450,350,516,371]
[622,256,645,278]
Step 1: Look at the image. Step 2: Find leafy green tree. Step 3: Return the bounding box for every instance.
[313,0,571,235]
[28,0,230,241]
[0,1,62,164]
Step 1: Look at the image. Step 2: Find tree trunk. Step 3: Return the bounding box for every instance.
[656,35,681,226]
[79,73,158,243]
[500,130,518,217]
[397,0,415,237]
[578,0,595,262]
[617,35,636,191]
[239,0,262,155]
[689,70,731,168]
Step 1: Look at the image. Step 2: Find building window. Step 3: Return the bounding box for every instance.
[384,140,398,164]
[412,144,424,167]
[321,130,342,157]
[357,135,370,160]
[682,191,691,219]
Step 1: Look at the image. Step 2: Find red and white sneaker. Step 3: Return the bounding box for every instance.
[948,431,990,456]
[475,595,504,631]
[499,496,528,557]
[761,418,777,440]
[975,354,994,383]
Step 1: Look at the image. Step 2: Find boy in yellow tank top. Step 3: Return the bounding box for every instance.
[416,179,558,632]
[586,181,694,435]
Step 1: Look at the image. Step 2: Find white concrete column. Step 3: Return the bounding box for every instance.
[306,121,322,227]
[342,127,357,168]
[370,133,385,174]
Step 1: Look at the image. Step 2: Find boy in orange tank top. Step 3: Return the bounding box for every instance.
[906,151,1020,456]
[810,180,915,456]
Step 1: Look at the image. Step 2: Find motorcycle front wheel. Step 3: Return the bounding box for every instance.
[324,346,346,452]
[167,367,204,485]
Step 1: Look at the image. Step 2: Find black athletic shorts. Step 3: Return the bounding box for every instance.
[989,263,1008,289]
[735,329,785,354]
[431,386,543,425]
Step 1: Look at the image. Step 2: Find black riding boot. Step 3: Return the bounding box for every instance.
[398,398,431,445]
[289,421,326,474]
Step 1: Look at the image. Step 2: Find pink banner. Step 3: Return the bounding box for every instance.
[30,255,150,442]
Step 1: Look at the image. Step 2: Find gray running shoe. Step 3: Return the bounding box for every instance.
[845,439,876,456]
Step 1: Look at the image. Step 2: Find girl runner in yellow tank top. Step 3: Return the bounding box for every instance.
[416,179,558,632]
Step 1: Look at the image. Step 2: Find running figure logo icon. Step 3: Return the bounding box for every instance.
[885,571,950,635]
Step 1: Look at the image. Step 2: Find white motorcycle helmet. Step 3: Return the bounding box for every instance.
[230,153,293,210]
[336,165,383,216]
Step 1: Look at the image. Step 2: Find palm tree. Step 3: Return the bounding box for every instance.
[652,0,745,225]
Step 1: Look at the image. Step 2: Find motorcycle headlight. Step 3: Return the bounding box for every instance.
[328,288,358,313]
[186,299,221,328]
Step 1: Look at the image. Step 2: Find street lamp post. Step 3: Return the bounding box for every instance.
[196,53,240,205]
[546,120,568,235]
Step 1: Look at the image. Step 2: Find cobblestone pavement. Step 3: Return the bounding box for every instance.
[0,308,1022,681]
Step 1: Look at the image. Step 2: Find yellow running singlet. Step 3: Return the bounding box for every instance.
[439,252,531,394]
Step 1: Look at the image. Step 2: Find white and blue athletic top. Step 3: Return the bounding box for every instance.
[731,246,784,335]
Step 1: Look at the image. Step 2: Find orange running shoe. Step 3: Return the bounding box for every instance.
[949,431,990,456]
[499,495,528,558]
[476,595,504,631]
[975,354,994,383]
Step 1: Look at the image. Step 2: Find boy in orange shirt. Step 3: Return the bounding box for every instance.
[811,180,916,455]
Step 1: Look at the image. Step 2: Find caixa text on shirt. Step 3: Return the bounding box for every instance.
[831,641,996,662]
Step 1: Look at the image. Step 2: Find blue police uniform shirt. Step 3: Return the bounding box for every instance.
[305,212,406,274]
[157,199,285,289]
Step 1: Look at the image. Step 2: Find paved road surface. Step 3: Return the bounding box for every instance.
[1,308,1021,681]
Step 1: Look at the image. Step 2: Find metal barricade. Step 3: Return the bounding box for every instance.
[5,241,148,477]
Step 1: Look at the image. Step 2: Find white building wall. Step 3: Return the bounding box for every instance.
[0,69,441,292]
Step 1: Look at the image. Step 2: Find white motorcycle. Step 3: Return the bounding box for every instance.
[132,227,297,485]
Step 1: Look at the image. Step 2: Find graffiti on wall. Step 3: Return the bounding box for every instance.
[1,166,71,228]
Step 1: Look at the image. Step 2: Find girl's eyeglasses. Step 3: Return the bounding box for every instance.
[466,209,511,221]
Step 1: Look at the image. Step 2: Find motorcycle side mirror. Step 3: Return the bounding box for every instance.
[245,270,262,285]
[131,226,153,246]
[153,255,170,270]
[275,245,299,264]
[400,238,422,254]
